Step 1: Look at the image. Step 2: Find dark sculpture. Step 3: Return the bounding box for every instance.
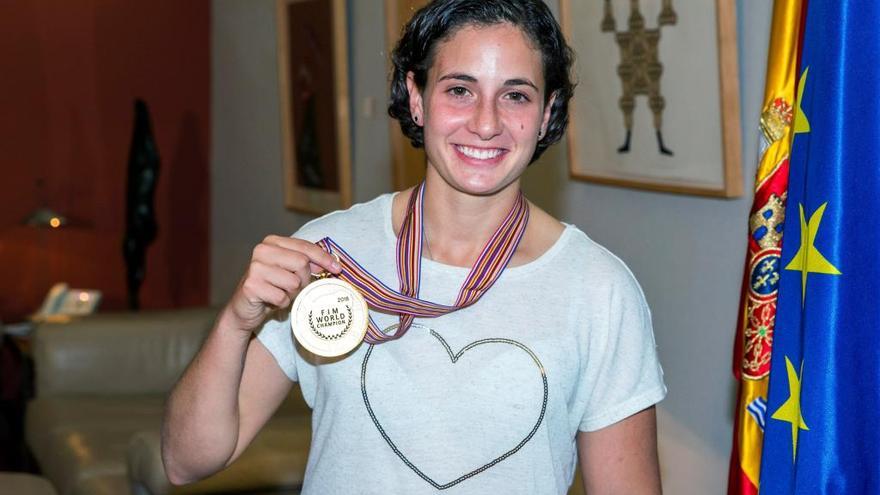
[122,100,160,310]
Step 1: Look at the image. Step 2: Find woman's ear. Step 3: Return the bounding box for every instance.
[540,90,557,137]
[406,71,424,126]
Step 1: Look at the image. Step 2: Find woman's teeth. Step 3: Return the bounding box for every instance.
[457,145,503,160]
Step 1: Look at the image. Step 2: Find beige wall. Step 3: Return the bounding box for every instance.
[211,1,773,493]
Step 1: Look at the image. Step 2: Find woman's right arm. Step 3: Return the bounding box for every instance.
[160,235,340,485]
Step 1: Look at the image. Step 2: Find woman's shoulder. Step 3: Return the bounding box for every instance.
[553,224,645,294]
[518,203,621,273]
[509,201,566,267]
[292,193,394,243]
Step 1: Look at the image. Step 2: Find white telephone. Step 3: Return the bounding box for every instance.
[32,283,102,322]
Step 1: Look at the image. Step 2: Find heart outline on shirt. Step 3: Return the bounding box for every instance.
[360,325,548,490]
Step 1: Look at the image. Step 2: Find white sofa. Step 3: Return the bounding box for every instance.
[25,308,311,495]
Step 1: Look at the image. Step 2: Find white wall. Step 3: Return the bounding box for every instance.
[211,0,308,301]
[211,1,773,492]
[211,0,392,302]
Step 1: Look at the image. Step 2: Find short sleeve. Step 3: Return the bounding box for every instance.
[577,267,666,432]
[256,309,299,382]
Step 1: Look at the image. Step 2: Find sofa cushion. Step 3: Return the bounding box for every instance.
[33,308,217,398]
[27,395,312,495]
[128,417,312,495]
[26,396,165,470]
[0,473,58,495]
[26,396,164,495]
[70,474,130,495]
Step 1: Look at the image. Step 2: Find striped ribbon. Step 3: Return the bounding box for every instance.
[315,182,530,344]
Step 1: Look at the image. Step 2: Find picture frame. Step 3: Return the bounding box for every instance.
[277,0,353,214]
[385,0,429,190]
[559,0,743,197]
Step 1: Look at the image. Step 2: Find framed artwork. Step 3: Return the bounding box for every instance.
[385,0,429,190]
[277,0,353,214]
[559,0,743,197]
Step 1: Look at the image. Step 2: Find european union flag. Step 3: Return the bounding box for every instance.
[759,1,880,492]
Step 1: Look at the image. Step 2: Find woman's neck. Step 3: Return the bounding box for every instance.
[422,179,521,267]
[392,178,566,269]
[392,175,522,268]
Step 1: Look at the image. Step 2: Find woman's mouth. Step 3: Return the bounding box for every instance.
[454,145,506,161]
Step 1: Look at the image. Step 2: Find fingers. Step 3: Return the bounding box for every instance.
[230,235,341,330]
[245,262,302,308]
[246,235,341,309]
[261,235,341,275]
[241,273,293,309]
[251,242,312,289]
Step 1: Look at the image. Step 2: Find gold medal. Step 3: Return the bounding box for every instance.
[291,275,369,357]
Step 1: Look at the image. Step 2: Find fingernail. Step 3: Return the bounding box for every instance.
[331,262,341,272]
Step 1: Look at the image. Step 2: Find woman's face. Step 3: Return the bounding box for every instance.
[407,23,553,197]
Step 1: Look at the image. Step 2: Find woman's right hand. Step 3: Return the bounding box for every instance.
[224,235,342,332]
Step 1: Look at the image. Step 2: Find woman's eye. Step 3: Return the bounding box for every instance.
[505,92,530,103]
[448,86,469,97]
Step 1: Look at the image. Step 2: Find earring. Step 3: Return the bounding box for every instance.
[413,115,420,124]
[538,129,544,139]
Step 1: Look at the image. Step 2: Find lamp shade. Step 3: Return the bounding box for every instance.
[23,207,69,229]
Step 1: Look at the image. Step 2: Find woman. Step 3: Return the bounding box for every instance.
[162,1,666,493]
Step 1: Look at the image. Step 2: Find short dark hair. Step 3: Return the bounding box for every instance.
[387,0,575,164]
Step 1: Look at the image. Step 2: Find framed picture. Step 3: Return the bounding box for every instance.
[385,0,429,190]
[559,0,743,197]
[277,0,353,214]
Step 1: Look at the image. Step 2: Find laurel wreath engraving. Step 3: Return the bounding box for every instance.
[308,304,353,340]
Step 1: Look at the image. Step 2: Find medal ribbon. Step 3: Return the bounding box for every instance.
[315,181,529,344]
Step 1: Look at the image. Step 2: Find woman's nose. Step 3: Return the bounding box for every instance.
[469,98,502,140]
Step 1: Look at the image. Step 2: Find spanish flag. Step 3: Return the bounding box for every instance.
[727,0,803,493]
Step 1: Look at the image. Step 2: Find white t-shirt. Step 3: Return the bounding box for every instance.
[258,193,666,494]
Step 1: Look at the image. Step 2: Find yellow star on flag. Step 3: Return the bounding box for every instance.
[785,202,841,304]
[771,356,809,461]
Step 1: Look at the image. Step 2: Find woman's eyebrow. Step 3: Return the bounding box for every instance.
[438,73,538,91]
[438,72,476,83]
[503,78,538,91]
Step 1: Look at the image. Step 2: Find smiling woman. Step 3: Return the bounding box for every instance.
[161,1,666,494]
